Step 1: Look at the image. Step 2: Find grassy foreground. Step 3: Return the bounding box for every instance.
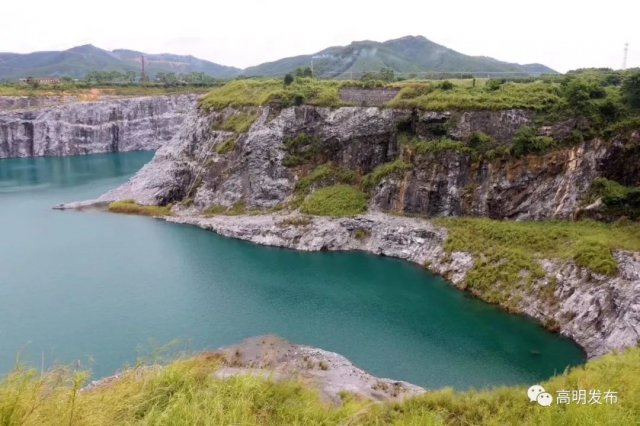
[1,346,638,425]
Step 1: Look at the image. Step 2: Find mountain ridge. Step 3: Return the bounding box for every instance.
[0,36,557,80]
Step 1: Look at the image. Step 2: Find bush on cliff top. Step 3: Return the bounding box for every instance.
[300,184,368,217]
[1,345,639,425]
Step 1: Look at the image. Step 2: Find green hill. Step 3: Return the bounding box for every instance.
[0,36,556,81]
[245,35,557,78]
[0,44,241,80]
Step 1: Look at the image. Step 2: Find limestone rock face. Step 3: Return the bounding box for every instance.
[99,105,639,220]
[0,95,198,158]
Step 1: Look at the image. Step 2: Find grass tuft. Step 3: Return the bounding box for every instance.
[300,185,368,217]
[108,200,172,216]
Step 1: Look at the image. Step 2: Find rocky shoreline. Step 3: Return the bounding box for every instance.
[161,210,640,360]
[83,335,426,403]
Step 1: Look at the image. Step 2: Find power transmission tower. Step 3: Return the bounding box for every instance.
[622,43,629,70]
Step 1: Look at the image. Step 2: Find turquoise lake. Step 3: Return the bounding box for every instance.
[0,151,585,389]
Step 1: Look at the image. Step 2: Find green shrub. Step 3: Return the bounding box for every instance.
[283,74,294,86]
[485,78,506,91]
[622,71,640,110]
[283,132,323,167]
[511,126,556,157]
[300,185,368,217]
[590,178,640,219]
[467,131,496,152]
[439,80,454,91]
[295,163,357,195]
[362,160,411,191]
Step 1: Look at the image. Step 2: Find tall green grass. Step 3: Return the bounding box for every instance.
[1,346,639,425]
[300,184,368,217]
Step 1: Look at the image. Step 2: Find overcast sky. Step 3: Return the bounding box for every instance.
[2,0,638,73]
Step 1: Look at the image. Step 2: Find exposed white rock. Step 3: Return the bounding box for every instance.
[0,95,198,158]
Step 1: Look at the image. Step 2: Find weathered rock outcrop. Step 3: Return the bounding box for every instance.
[98,105,639,220]
[85,335,425,403]
[0,95,198,158]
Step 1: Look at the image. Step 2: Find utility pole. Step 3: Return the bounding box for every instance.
[622,43,629,70]
[140,55,147,83]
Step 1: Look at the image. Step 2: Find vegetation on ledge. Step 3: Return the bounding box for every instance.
[199,78,347,111]
[434,218,640,306]
[590,178,640,220]
[362,159,412,192]
[213,111,259,133]
[1,345,638,425]
[300,184,368,217]
[108,200,172,216]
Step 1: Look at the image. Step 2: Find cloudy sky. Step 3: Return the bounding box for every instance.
[2,0,637,73]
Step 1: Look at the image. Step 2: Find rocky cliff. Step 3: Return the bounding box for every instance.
[67,104,640,359]
[0,95,198,158]
[97,105,639,220]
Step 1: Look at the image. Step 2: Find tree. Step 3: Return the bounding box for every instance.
[283,73,294,86]
[622,72,640,110]
[295,67,312,78]
[561,76,606,114]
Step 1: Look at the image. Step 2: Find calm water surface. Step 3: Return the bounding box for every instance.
[0,152,585,389]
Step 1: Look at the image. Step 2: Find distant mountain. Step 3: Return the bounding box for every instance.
[244,36,557,78]
[0,37,556,81]
[0,44,241,80]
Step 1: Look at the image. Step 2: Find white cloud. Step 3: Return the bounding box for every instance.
[1,0,638,72]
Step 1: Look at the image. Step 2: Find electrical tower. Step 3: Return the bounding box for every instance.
[622,43,629,70]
